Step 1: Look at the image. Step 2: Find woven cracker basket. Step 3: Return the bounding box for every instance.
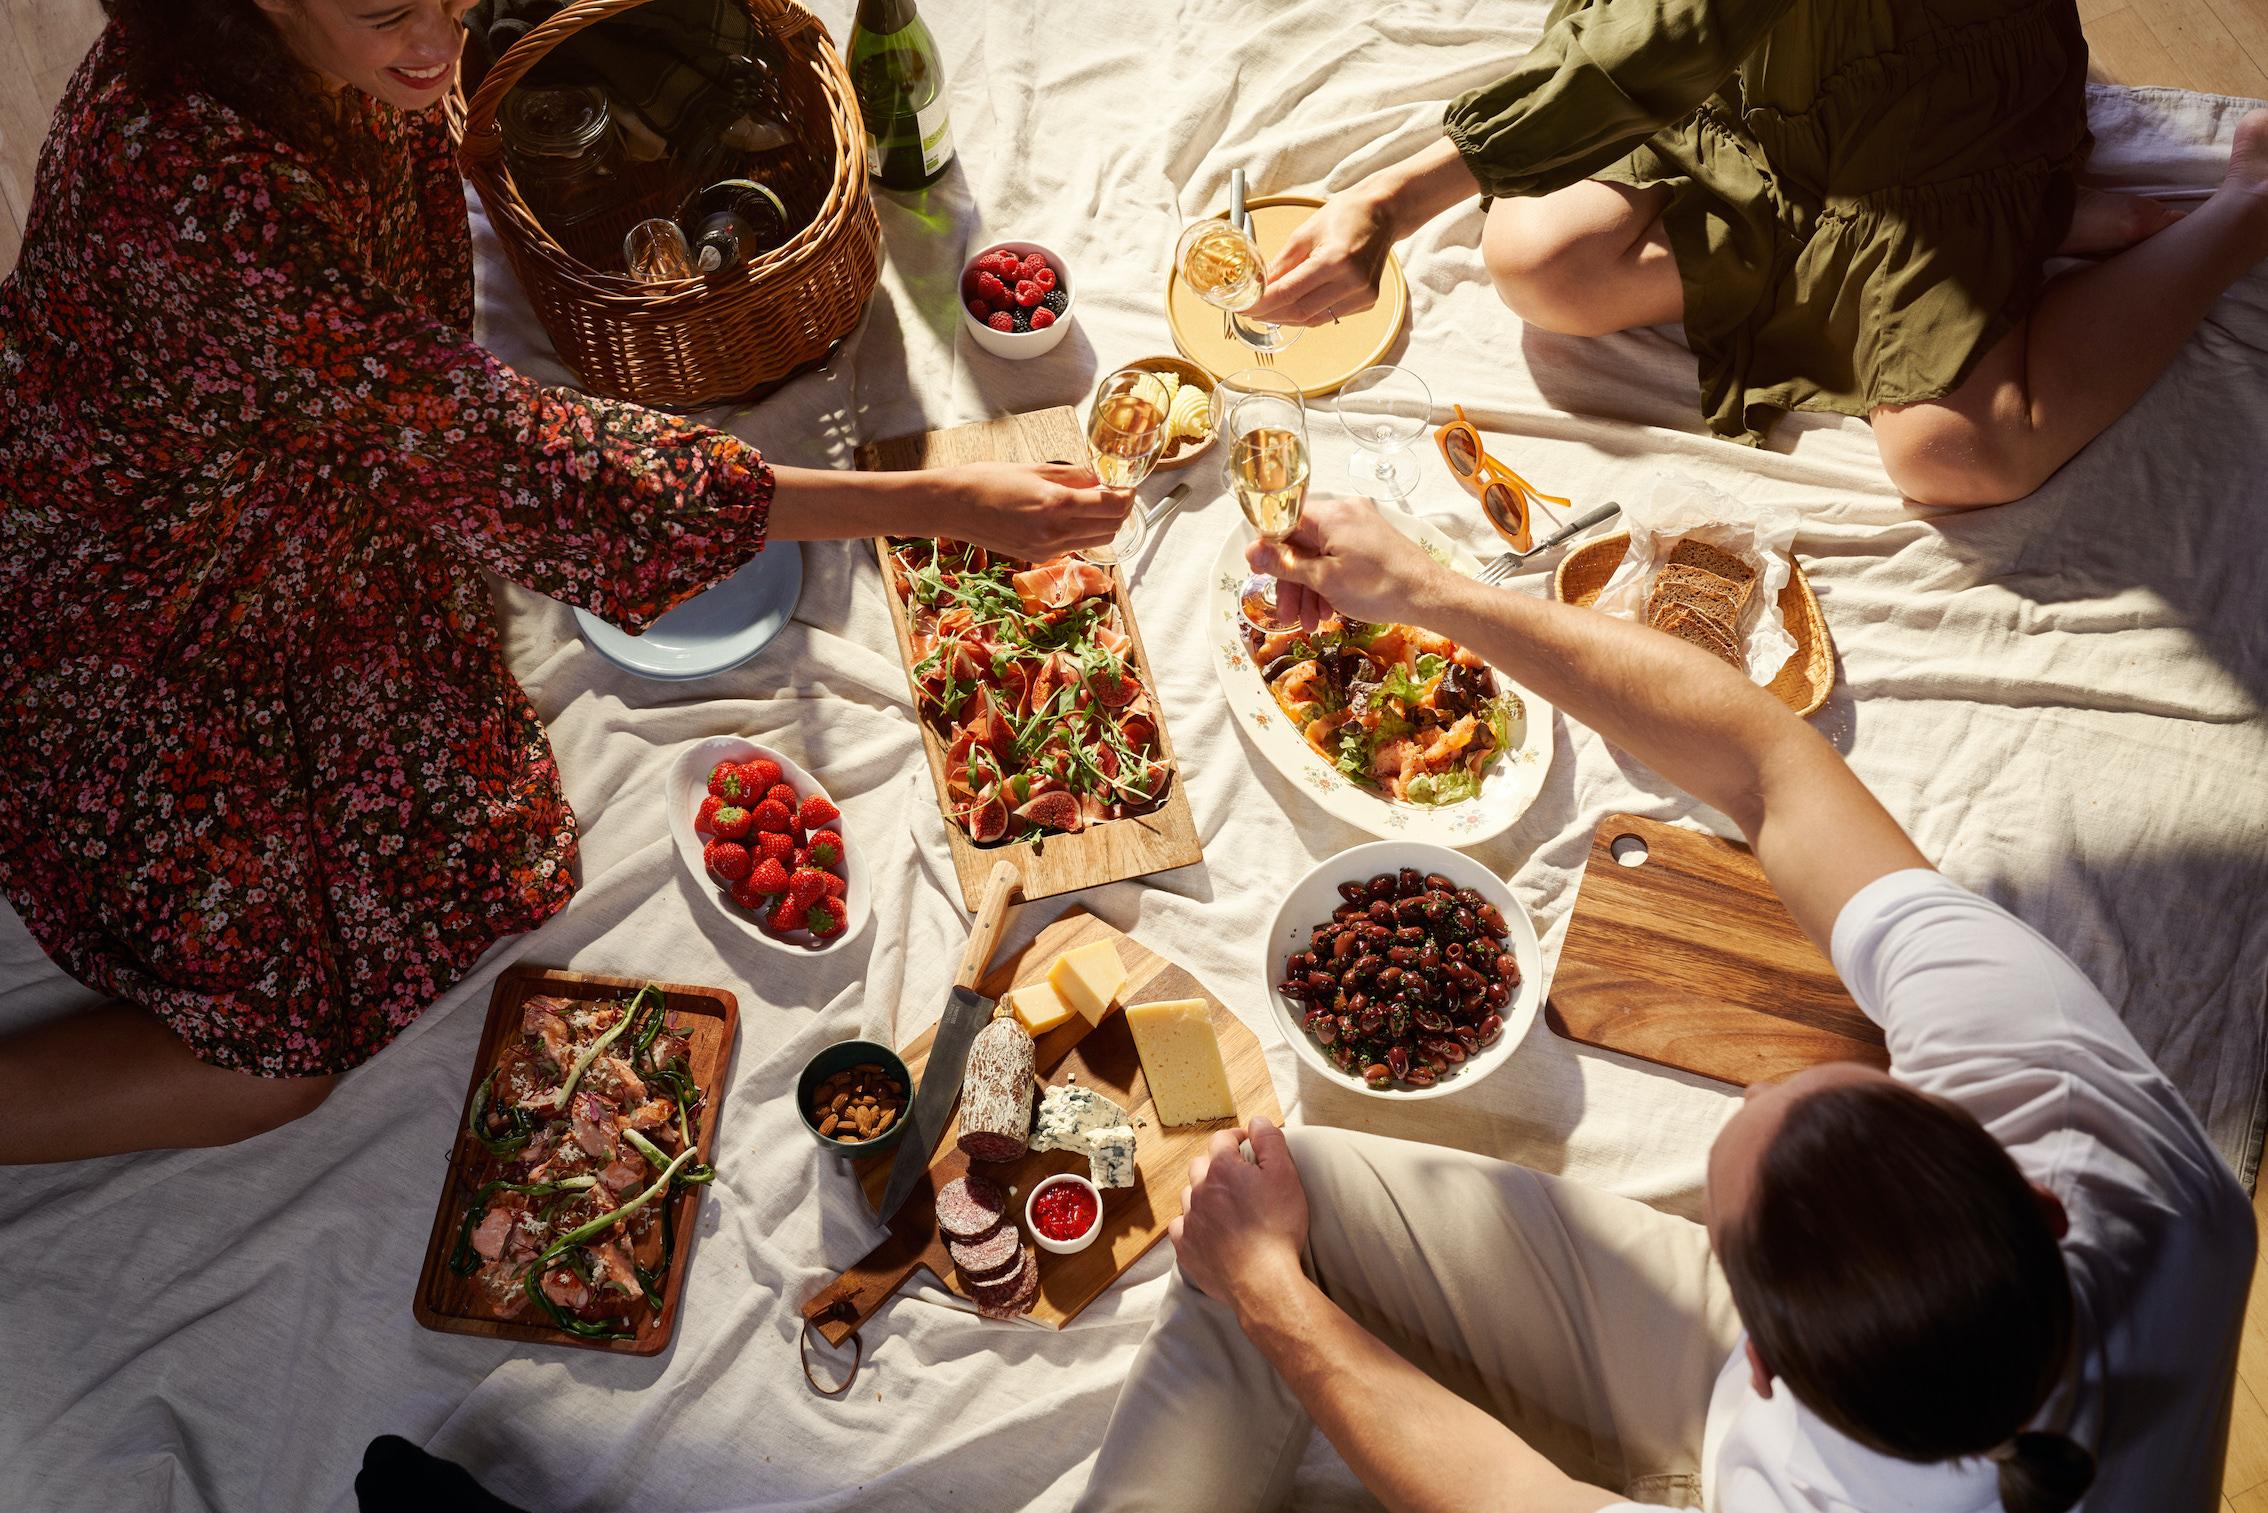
[455,0,880,408]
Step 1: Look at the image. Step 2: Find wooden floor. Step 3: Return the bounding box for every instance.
[3,0,2267,1502]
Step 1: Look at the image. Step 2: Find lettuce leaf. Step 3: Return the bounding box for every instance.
[1379,652,1447,707]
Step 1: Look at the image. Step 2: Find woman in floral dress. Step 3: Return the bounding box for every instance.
[0,0,1120,1161]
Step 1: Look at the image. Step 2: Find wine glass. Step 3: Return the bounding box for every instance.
[1175,218,1300,356]
[1080,367,1172,565]
[1335,365,1433,501]
[1225,392,1310,631]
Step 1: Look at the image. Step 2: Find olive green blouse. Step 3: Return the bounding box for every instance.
[1446,0,2091,442]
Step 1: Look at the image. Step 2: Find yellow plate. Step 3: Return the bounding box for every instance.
[1165,195,1409,399]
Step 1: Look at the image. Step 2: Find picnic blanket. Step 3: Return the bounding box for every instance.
[5,3,2265,1509]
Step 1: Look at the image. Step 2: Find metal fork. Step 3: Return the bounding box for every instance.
[1223,171,1246,342]
[1475,501,1622,586]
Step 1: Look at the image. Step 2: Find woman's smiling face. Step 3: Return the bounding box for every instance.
[254,0,476,111]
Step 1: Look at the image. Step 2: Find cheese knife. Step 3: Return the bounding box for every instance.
[875,860,1022,1226]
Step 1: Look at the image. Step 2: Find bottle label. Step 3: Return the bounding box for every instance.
[915,94,953,174]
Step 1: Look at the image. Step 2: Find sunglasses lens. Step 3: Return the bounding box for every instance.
[1444,430,1478,475]
[1483,483,1525,533]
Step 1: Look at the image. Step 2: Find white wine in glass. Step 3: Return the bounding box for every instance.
[1175,217,1298,354]
[1082,368,1170,562]
[1226,392,1309,541]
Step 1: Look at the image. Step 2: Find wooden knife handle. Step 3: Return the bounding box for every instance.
[953,860,1021,992]
[801,1226,943,1348]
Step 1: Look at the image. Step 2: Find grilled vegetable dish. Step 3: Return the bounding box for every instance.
[449,985,715,1340]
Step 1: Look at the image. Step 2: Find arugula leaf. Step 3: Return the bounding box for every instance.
[1380,653,1447,706]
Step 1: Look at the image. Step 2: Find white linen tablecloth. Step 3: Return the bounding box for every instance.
[4,4,2264,1509]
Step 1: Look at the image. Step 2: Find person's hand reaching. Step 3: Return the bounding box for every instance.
[1244,494,1456,631]
[1168,1117,1310,1308]
[935,462,1127,561]
[1243,187,1399,328]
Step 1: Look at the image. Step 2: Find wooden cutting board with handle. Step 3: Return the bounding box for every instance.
[1545,814,1886,1085]
[801,907,1281,1344]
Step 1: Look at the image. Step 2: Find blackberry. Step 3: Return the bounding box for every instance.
[1011,307,1033,333]
[1040,289,1069,316]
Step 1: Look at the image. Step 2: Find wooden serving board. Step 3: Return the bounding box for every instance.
[857,406,1205,911]
[412,965,738,1356]
[801,908,1281,1342]
[1545,815,1886,1085]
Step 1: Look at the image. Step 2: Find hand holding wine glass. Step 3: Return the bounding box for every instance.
[1080,367,1172,564]
[1225,392,1310,541]
[1175,218,1299,355]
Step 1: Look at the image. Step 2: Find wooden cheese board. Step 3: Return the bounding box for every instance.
[857,407,1205,912]
[1545,815,1885,1084]
[412,965,738,1356]
[800,908,1281,1342]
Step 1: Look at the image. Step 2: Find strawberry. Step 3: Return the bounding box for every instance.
[806,829,844,868]
[796,793,840,830]
[695,795,724,836]
[763,783,797,809]
[753,831,796,867]
[1029,307,1055,330]
[741,759,783,793]
[710,804,752,840]
[703,839,752,882]
[750,798,792,833]
[820,870,848,900]
[729,871,769,911]
[765,899,807,934]
[805,902,845,939]
[707,760,752,802]
[746,857,792,895]
[987,310,1014,333]
[787,866,830,906]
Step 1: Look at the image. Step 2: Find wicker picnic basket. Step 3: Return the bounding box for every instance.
[455,0,880,408]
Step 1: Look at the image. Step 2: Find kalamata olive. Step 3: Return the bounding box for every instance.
[1361,922,1393,944]
[1363,1064,1393,1089]
[1421,895,1449,924]
[1451,905,1477,935]
[1393,897,1425,926]
[1337,880,1368,903]
[1338,1012,1362,1042]
[1418,942,1442,970]
[1305,969,1334,993]
[1351,953,1382,980]
[1476,1013,1503,1045]
[1397,867,1424,896]
[1329,989,1350,1015]
[1388,1003,1411,1040]
[1424,873,1456,894]
[1387,1044,1409,1080]
[1333,932,1360,961]
[1377,966,1404,993]
[1429,1036,1469,1065]
[1445,941,1466,962]
[1394,924,1424,945]
[1332,900,1365,923]
[1499,953,1522,985]
[1455,887,1484,909]
[1486,979,1510,1008]
[1415,1007,1453,1034]
[1366,875,1396,902]
[1278,979,1309,1001]
[1453,1025,1480,1051]
[1476,903,1507,936]
[1405,1065,1439,1088]
[1364,899,1394,925]
[1387,945,1415,967]
[1347,989,1370,1015]
[1331,1044,1357,1072]
[1307,1008,1335,1041]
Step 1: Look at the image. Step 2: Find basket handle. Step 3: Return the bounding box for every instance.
[462,0,823,162]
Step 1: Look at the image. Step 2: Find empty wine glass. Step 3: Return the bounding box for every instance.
[1079,367,1171,565]
[1175,218,1300,355]
[1335,365,1433,501]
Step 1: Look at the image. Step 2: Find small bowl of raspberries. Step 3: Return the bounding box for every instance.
[960,239,1074,359]
[669,736,868,955]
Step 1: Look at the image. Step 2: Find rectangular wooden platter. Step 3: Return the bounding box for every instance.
[1545,814,1886,1085]
[801,908,1281,1341]
[856,407,1204,911]
[412,964,738,1356]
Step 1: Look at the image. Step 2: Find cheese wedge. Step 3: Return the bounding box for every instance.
[1124,998,1236,1127]
[1047,939,1127,1026]
[1005,979,1076,1036]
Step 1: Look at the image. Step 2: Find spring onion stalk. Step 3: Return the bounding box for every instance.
[521,1144,701,1338]
[446,1175,597,1275]
[523,983,657,1114]
[466,1071,534,1157]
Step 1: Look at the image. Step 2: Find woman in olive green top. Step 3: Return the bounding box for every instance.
[1252,0,2268,507]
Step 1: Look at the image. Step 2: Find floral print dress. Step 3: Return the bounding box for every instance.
[0,28,774,1077]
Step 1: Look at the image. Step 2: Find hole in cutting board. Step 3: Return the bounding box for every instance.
[1610,833,1650,867]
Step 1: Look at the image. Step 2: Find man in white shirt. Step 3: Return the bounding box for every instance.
[1073,497,2254,1513]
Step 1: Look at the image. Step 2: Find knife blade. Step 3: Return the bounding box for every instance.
[876,860,1022,1226]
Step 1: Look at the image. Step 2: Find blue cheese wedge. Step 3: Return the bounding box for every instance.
[1085,1124,1137,1189]
[1031,1083,1129,1155]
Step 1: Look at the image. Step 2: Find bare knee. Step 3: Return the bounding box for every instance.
[217,1070,338,1143]
[1873,405,2059,509]
[1484,204,1616,336]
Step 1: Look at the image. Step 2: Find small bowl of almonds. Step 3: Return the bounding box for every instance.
[796,1040,913,1156]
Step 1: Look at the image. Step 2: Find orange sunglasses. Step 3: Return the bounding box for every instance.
[1434,406,1570,552]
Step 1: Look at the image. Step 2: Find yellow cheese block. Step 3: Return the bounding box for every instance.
[1047,939,1128,1026]
[1124,998,1237,1127]
[1005,979,1076,1036]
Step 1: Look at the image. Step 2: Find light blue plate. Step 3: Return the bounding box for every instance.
[573,543,803,682]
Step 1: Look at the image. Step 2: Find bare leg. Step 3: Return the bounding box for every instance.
[1874,110,2268,508]
[1482,181,1684,337]
[0,1003,335,1163]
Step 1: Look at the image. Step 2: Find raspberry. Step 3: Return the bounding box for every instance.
[703,839,751,882]
[766,899,806,934]
[754,831,796,867]
[729,871,769,911]
[763,783,797,809]
[750,798,792,833]
[707,761,752,802]
[1011,308,1032,333]
[1013,279,1042,308]
[695,795,724,836]
[805,902,845,939]
[1017,253,1048,280]
[741,759,782,793]
[710,804,752,840]
[806,829,844,868]
[976,271,1009,304]
[967,297,991,321]
[1032,265,1056,293]
[796,793,840,830]
[821,870,848,900]
[980,250,1019,277]
[986,310,1014,333]
[787,866,830,906]
[1041,289,1068,315]
[1029,307,1055,330]
[746,857,791,895]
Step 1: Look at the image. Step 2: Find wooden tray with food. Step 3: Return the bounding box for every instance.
[412,965,737,1356]
[859,407,1205,911]
[800,907,1281,1342]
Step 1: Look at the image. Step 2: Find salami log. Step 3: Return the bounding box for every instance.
[935,1174,1008,1239]
[957,1019,1035,1163]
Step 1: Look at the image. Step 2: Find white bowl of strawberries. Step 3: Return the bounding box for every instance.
[960,239,1074,359]
[668,736,868,954]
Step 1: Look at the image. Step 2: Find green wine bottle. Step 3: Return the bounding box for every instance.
[845,0,955,190]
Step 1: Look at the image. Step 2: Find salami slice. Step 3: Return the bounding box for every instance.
[956,1019,1035,1164]
[947,1224,1022,1279]
[934,1174,1009,1239]
[972,1245,1040,1319]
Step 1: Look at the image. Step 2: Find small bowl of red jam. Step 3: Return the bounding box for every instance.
[1025,1172,1103,1254]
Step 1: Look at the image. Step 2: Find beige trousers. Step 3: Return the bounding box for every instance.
[1074,1127,1745,1512]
